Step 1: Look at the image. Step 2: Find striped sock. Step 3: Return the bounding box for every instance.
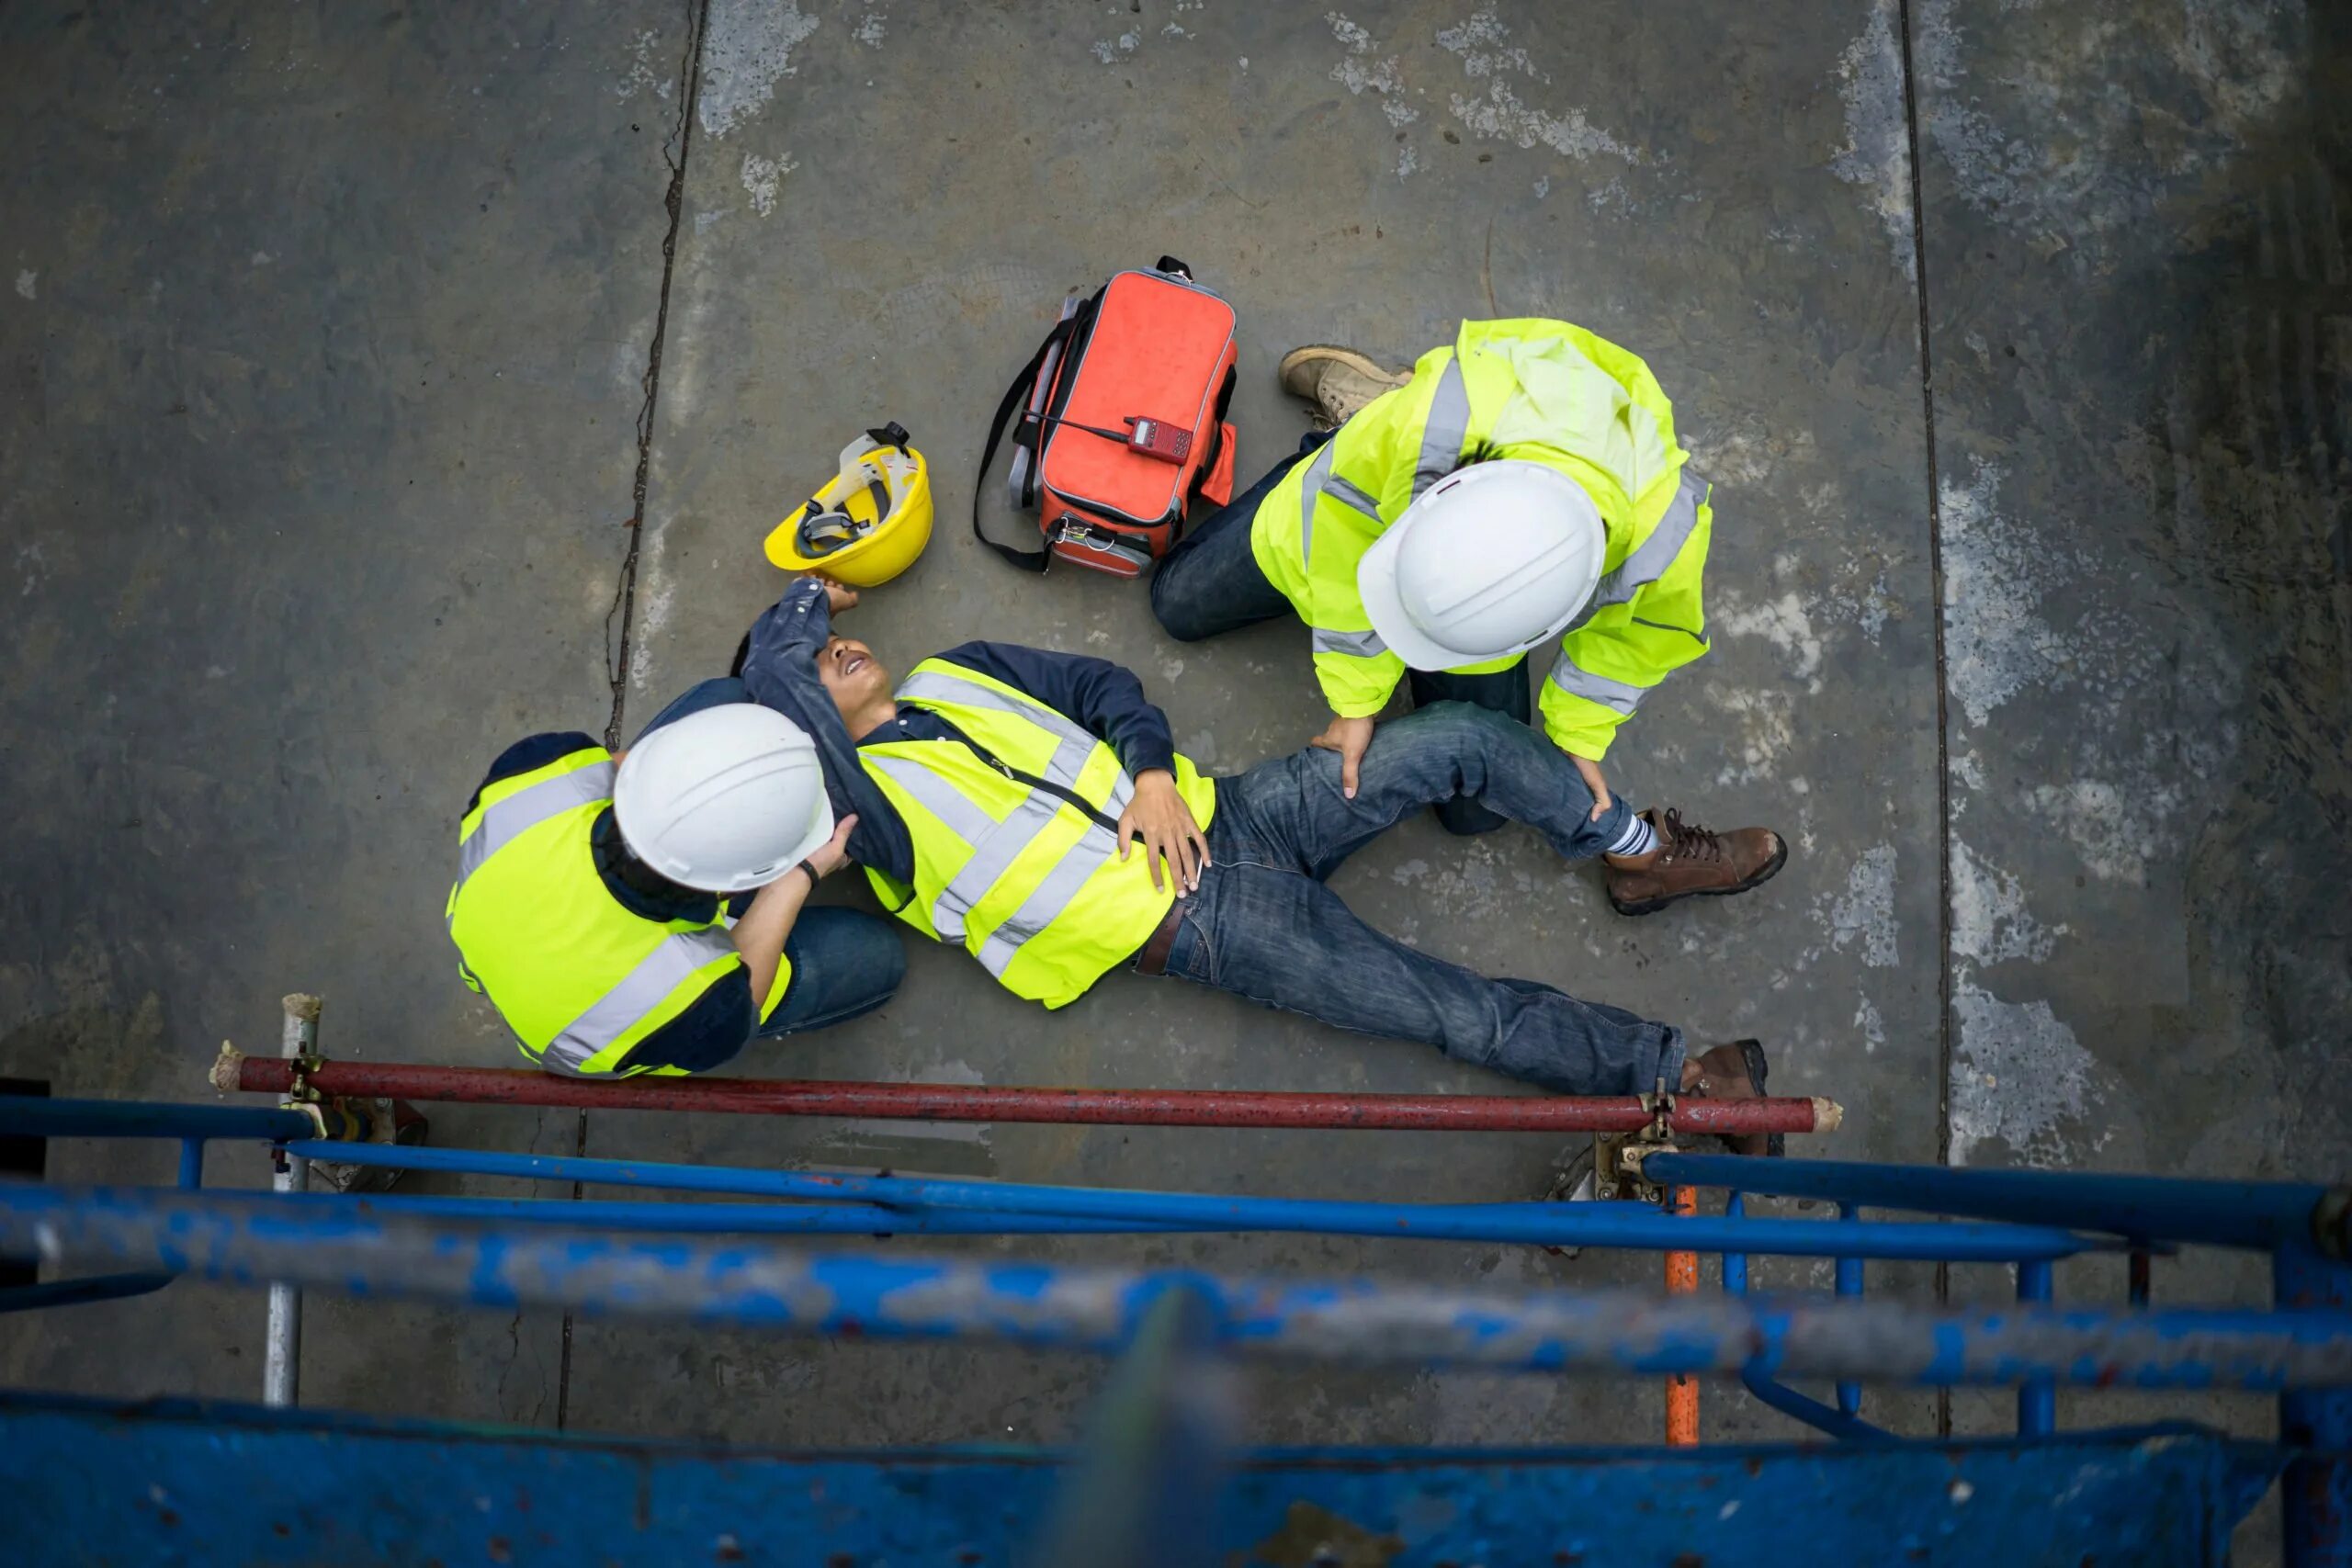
[1607,815,1657,858]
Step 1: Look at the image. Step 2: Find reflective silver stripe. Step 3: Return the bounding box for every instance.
[1578,468,1710,625]
[975,832,1121,979]
[1298,441,1336,564]
[1547,653,1648,716]
[540,929,736,1076]
[456,761,615,894]
[865,754,999,846]
[1410,358,1470,500]
[933,791,1064,944]
[1312,626,1389,659]
[1322,471,1381,521]
[897,670,1095,787]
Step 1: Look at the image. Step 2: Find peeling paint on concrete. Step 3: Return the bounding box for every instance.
[1830,0,1916,280]
[1713,590,1824,690]
[13,269,33,300]
[2021,777,2174,886]
[1707,686,1794,786]
[852,11,885,49]
[1951,976,2099,1168]
[1940,457,2075,728]
[1854,995,1886,1055]
[1951,839,2067,964]
[1437,9,1635,165]
[615,28,674,102]
[1914,0,2301,260]
[740,151,796,217]
[698,0,818,141]
[1822,843,1899,968]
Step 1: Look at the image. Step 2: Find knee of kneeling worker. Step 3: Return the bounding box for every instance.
[1148,576,1216,643]
[1404,700,1519,752]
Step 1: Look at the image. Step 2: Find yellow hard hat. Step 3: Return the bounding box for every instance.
[764,423,934,587]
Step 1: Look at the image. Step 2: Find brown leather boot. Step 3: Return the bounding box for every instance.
[1605,808,1786,916]
[1277,344,1412,429]
[1680,1039,1781,1156]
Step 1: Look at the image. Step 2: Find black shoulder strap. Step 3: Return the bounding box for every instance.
[974,297,1099,571]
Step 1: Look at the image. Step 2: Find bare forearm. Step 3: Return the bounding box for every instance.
[731,868,813,1011]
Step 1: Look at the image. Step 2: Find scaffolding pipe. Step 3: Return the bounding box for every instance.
[275,1139,2102,1261]
[229,1055,1838,1136]
[6,1183,2351,1390]
[264,994,316,1411]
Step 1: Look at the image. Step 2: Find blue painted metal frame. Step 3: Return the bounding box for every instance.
[0,1393,2284,1568]
[5,1091,2351,1564]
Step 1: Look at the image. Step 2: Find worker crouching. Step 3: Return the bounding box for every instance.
[447,684,905,1077]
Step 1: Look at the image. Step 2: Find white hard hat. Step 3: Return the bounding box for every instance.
[613,704,834,892]
[1356,460,1606,671]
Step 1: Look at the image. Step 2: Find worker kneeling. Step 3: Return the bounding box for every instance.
[743,578,1775,1147]
[448,687,904,1076]
[1150,319,1783,917]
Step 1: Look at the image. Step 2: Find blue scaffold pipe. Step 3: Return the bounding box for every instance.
[6,1184,2352,1391]
[278,1141,2099,1262]
[2018,1258,2057,1436]
[1723,1193,1748,1297]
[1645,1152,2343,1256]
[1740,1370,1894,1442]
[0,1098,318,1145]
[1836,1204,1864,1418]
[193,1189,1192,1237]
[0,1271,176,1314]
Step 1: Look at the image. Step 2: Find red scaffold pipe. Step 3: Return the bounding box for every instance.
[229,1055,1840,1136]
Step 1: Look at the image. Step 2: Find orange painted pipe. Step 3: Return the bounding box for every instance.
[1665,1185,1700,1447]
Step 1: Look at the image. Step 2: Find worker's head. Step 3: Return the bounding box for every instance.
[816,634,895,729]
[1356,460,1606,671]
[612,704,834,892]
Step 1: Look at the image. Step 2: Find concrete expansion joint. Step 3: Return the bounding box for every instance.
[604,0,715,752]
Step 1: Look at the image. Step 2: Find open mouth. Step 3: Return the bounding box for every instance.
[838,649,869,678]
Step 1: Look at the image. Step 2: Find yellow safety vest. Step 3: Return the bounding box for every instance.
[1249,317,1714,761]
[858,659,1217,1009]
[446,744,786,1076]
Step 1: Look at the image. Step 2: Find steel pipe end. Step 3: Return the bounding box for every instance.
[209,1042,246,1096]
[1811,1098,1845,1134]
[280,993,323,1023]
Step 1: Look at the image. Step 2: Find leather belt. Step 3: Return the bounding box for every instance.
[1133,900,1186,976]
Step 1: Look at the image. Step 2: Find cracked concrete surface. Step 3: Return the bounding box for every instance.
[0,2,2345,1545]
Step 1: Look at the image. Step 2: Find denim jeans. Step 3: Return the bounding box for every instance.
[637,676,906,1040]
[1154,703,1682,1096]
[1150,434,1535,835]
[757,905,907,1037]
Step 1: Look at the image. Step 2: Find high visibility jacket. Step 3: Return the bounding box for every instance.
[447,743,789,1076]
[858,658,1217,1009]
[1249,318,1713,760]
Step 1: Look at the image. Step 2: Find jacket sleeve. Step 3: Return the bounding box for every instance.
[1296,380,1434,718]
[740,580,916,885]
[937,641,1178,777]
[1538,490,1713,760]
[608,967,763,1076]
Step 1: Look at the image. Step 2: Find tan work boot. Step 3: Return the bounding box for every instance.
[1680,1039,1781,1156]
[1605,808,1786,917]
[1277,344,1412,429]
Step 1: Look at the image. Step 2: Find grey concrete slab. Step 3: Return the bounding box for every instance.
[1908,0,2350,1551]
[0,1,693,1420]
[571,0,1942,1445]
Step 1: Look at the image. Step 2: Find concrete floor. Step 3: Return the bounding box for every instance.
[0,0,2344,1515]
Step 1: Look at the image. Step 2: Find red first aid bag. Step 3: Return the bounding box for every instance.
[974,257,1238,577]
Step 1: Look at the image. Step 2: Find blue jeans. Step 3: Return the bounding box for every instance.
[1150,434,1533,836]
[757,905,907,1037]
[1156,703,1682,1096]
[639,676,906,1040]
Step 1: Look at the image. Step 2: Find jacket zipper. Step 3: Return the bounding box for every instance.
[927,716,1125,838]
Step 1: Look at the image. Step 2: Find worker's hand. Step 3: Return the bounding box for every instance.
[1309,714,1377,800]
[1568,752,1611,822]
[808,813,858,878]
[802,573,859,615]
[1117,770,1209,895]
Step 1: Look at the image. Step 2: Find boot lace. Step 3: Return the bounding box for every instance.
[1657,808,1725,864]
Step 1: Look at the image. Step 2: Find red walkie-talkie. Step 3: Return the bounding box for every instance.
[1023,411,1193,466]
